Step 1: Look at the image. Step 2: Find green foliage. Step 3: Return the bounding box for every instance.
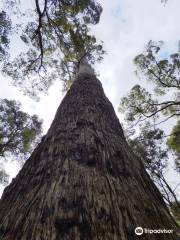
[0,99,42,162]
[119,42,180,173]
[0,11,11,61]
[134,41,180,94]
[0,168,9,186]
[1,0,105,99]
[124,123,180,207]
[167,120,180,172]
[120,41,180,202]
[119,83,179,125]
[119,85,158,123]
[120,42,180,207]
[133,41,180,121]
[127,123,168,178]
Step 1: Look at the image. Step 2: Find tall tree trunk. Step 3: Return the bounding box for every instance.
[0,71,179,239]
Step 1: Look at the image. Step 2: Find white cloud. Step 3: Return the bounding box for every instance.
[94,0,180,109]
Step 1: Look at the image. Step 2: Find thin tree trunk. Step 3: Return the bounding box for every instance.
[160,174,180,208]
[157,177,173,205]
[0,71,179,239]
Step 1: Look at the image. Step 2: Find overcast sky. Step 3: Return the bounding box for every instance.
[0,0,180,196]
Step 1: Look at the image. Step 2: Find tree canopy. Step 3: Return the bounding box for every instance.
[167,120,180,172]
[0,99,42,162]
[120,41,180,126]
[0,10,11,62]
[119,41,180,169]
[1,0,105,99]
[0,168,9,185]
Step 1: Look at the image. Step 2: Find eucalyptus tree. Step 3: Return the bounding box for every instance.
[167,120,180,172]
[119,41,180,173]
[0,63,179,239]
[0,168,9,185]
[0,98,42,186]
[120,41,180,126]
[0,99,42,161]
[0,1,179,239]
[0,10,11,61]
[125,123,180,220]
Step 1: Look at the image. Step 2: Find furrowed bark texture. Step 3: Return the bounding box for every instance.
[0,73,179,240]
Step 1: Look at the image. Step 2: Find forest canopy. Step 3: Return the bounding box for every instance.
[1,0,105,99]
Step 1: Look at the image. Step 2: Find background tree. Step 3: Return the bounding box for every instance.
[167,120,180,172]
[123,123,180,223]
[0,99,42,185]
[0,10,11,62]
[0,168,9,185]
[120,41,180,125]
[0,99,42,161]
[119,41,180,171]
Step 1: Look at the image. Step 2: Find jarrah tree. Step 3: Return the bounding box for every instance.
[0,62,179,239]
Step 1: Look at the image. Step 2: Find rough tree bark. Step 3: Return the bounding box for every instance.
[0,69,179,239]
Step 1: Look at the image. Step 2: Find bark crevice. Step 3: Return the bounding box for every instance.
[0,73,179,239]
